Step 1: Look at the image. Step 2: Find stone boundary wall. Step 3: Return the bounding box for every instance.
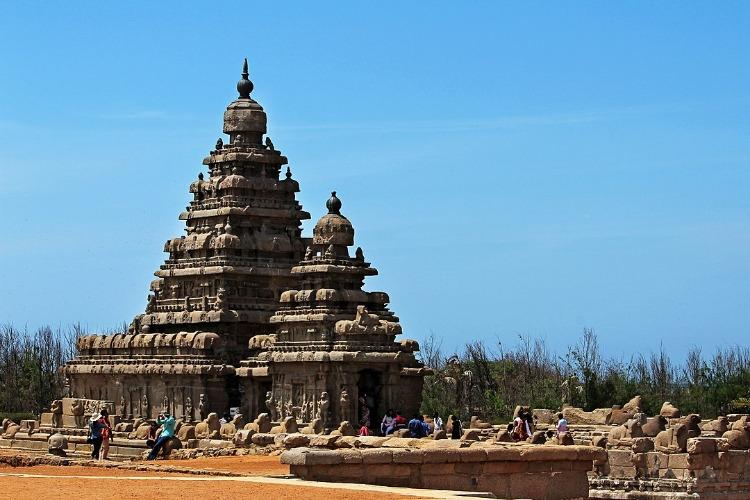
[281,445,606,500]
[590,438,750,499]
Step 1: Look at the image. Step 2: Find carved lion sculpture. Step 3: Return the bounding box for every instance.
[701,416,729,435]
[655,422,693,453]
[330,420,357,437]
[660,401,680,418]
[722,416,750,450]
[301,418,324,435]
[270,416,298,434]
[641,415,668,437]
[194,412,221,439]
[248,335,276,350]
[244,413,272,434]
[609,413,646,445]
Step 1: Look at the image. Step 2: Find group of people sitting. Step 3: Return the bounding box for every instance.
[497,410,570,443]
[87,410,175,460]
[373,410,464,439]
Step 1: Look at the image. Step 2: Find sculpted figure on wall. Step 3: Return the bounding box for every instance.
[185,396,193,422]
[318,391,330,427]
[340,389,350,423]
[199,393,208,420]
[50,400,63,428]
[265,391,276,421]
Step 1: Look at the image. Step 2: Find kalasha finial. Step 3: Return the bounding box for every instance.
[326,191,342,214]
[237,58,254,98]
[285,166,292,179]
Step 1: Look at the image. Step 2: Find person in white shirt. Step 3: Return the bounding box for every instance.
[432,412,443,432]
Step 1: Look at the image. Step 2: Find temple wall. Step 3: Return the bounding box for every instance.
[67,374,229,421]
[243,360,424,428]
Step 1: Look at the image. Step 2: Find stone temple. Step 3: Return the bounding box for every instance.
[64,59,426,430]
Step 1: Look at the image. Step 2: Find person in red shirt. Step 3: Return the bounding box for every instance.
[97,409,113,460]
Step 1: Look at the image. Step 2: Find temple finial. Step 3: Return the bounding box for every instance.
[326,191,342,214]
[237,58,254,98]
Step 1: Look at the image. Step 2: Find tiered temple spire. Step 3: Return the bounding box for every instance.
[63,59,425,427]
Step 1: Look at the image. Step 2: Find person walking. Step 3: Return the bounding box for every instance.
[146,412,176,460]
[98,409,113,460]
[87,412,105,459]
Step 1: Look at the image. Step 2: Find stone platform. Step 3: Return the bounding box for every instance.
[281,444,606,500]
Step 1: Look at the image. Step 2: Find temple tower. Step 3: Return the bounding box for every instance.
[137,58,310,362]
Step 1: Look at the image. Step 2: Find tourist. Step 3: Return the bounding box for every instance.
[497,423,514,442]
[98,409,113,460]
[145,421,158,449]
[556,412,569,435]
[408,414,429,438]
[380,409,394,436]
[146,412,176,460]
[432,412,443,432]
[450,416,462,439]
[87,412,105,459]
[389,410,407,435]
[359,418,370,436]
[512,411,529,441]
[524,411,535,435]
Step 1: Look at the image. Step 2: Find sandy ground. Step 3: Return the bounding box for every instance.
[0,455,420,500]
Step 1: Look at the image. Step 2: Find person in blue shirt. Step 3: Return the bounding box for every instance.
[88,412,105,459]
[147,412,176,460]
[408,414,429,438]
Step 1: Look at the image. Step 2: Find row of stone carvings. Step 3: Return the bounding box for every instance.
[76,332,220,352]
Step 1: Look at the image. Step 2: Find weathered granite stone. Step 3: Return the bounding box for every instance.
[57,61,427,430]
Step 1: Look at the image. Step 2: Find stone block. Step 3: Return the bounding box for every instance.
[282,433,310,448]
[420,463,455,475]
[457,447,489,462]
[62,415,86,428]
[475,475,511,498]
[669,453,689,469]
[483,460,529,474]
[688,452,719,470]
[381,437,423,448]
[422,448,463,463]
[360,448,393,464]
[250,433,275,446]
[454,462,482,475]
[366,463,411,478]
[688,437,717,454]
[354,436,389,448]
[509,472,551,499]
[40,413,54,427]
[333,436,357,448]
[608,449,633,467]
[421,473,476,492]
[338,449,363,464]
[309,435,338,448]
[391,448,424,464]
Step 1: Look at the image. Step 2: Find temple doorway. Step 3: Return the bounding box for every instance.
[357,369,382,429]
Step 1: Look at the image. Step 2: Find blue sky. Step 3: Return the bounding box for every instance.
[0,1,748,361]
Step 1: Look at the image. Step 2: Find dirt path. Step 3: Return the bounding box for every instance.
[0,472,418,500]
[0,454,447,499]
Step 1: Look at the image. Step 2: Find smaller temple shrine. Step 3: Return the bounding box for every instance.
[237,192,425,429]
